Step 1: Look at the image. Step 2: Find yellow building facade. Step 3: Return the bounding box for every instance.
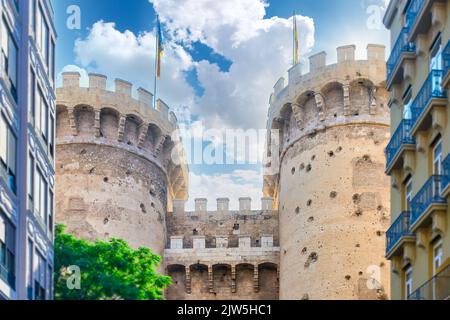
[384,0,450,300]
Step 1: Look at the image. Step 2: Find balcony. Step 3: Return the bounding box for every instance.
[410,70,447,135]
[385,119,415,174]
[410,175,447,231]
[409,263,450,300]
[442,154,450,197]
[386,211,415,258]
[406,0,446,43]
[386,27,416,87]
[442,40,450,88]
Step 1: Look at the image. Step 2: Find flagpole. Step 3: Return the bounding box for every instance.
[153,17,159,109]
[293,11,295,66]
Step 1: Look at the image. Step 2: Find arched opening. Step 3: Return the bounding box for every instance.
[123,114,143,147]
[166,264,186,300]
[74,105,95,137]
[349,79,374,116]
[213,264,232,298]
[321,82,344,119]
[190,264,209,299]
[258,263,278,300]
[56,105,71,138]
[296,90,316,129]
[236,264,255,298]
[100,107,120,140]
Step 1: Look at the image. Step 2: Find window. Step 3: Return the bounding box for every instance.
[36,88,49,143]
[405,267,413,300]
[34,251,46,300]
[27,239,34,300]
[0,210,16,290]
[433,241,443,275]
[404,177,413,212]
[49,40,55,86]
[29,68,36,126]
[430,35,443,71]
[433,240,443,300]
[433,139,443,175]
[402,86,412,120]
[28,153,35,210]
[49,115,55,158]
[48,190,54,235]
[1,17,18,101]
[36,6,49,67]
[0,115,17,194]
[34,168,47,224]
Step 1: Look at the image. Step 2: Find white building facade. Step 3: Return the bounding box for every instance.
[0,0,56,300]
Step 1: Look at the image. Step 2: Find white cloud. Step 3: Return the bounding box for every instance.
[63,2,315,203]
[72,21,196,109]
[151,0,315,129]
[186,169,263,211]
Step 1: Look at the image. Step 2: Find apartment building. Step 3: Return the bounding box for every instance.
[0,0,56,300]
[384,0,450,300]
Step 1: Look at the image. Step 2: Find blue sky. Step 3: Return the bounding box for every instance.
[53,0,390,210]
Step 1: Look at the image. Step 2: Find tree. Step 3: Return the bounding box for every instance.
[54,225,171,300]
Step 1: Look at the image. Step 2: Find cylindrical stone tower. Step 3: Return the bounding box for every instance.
[264,45,391,300]
[55,72,188,258]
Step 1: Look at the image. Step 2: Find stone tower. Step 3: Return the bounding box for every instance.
[264,45,391,300]
[55,72,188,258]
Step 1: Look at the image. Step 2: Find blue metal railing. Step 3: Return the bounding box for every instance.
[411,70,446,129]
[443,40,450,79]
[405,0,426,30]
[386,119,415,170]
[409,264,450,300]
[386,211,414,254]
[387,27,416,83]
[443,154,450,193]
[411,175,447,226]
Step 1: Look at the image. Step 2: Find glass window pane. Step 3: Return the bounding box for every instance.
[0,116,7,164]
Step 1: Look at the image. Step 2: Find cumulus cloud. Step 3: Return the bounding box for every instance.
[72,21,196,109]
[63,1,316,202]
[186,169,263,211]
[151,0,315,129]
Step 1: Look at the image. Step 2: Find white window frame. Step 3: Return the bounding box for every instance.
[433,139,443,176]
[405,267,413,300]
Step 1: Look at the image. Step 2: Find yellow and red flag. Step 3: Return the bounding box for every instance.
[156,17,165,79]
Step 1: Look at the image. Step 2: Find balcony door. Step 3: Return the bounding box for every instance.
[405,266,413,300]
[430,37,443,71]
[433,240,443,300]
[404,177,413,212]
[433,140,443,175]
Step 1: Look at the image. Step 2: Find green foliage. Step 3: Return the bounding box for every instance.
[54,225,171,300]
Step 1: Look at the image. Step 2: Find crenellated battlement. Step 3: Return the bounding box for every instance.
[58,72,176,133]
[268,45,389,141]
[172,197,275,215]
[56,72,189,201]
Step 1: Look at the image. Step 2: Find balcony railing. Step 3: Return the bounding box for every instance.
[385,119,415,170]
[386,211,414,255]
[0,264,15,290]
[411,70,446,129]
[411,175,446,227]
[409,264,450,300]
[387,27,416,83]
[443,154,450,193]
[405,0,426,31]
[443,40,450,80]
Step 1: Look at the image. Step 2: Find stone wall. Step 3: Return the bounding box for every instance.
[55,73,188,258]
[266,44,392,300]
[165,198,280,300]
